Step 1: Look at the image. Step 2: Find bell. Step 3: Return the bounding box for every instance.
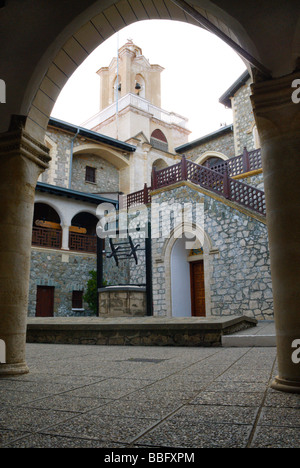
[135,82,142,90]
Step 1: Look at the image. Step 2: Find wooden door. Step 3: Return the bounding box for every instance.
[36,286,54,317]
[190,261,206,317]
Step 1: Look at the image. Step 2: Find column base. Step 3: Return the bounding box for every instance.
[271,376,300,394]
[0,363,29,377]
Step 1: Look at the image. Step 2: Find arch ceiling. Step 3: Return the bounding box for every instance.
[73,144,130,169]
[0,0,299,140]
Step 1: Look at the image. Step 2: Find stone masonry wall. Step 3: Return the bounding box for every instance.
[71,153,119,194]
[232,78,256,154]
[150,183,273,320]
[184,131,236,162]
[42,128,120,193]
[244,172,264,191]
[42,129,72,187]
[29,248,97,317]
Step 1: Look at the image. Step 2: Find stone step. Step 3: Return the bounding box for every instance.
[222,334,276,347]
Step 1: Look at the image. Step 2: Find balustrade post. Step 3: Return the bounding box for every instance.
[181,155,188,181]
[223,171,231,199]
[143,183,149,205]
[242,147,251,173]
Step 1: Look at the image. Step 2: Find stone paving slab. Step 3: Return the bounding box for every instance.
[0,343,299,448]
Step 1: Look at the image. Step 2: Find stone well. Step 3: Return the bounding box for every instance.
[98,286,147,317]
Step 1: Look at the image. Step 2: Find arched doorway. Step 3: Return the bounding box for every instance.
[195,151,229,168]
[171,234,206,318]
[171,236,192,317]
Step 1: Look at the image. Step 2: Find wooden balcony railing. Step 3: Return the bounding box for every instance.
[32,226,62,249]
[69,232,97,253]
[124,154,266,217]
[123,184,152,209]
[210,148,262,177]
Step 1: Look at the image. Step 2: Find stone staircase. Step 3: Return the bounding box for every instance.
[124,148,265,219]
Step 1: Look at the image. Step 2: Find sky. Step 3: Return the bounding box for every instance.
[51,19,247,142]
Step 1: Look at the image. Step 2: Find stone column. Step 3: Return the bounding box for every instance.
[251,71,300,393]
[0,128,50,375]
[61,225,70,251]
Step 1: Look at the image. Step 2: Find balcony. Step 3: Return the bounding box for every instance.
[69,232,97,254]
[32,226,62,250]
[82,93,189,130]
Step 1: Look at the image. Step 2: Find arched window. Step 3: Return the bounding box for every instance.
[113,75,122,102]
[134,74,145,98]
[150,129,168,152]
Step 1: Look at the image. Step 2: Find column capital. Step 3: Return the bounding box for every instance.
[0,128,50,169]
[251,71,300,139]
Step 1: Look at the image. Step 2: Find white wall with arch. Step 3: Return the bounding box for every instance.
[171,236,192,317]
[34,192,99,251]
[158,223,216,318]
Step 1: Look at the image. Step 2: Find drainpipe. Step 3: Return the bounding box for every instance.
[69,128,80,189]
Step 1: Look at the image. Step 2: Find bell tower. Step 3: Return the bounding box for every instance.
[82,40,190,158]
[97,40,163,111]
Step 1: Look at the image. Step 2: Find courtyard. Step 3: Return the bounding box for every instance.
[0,341,299,448]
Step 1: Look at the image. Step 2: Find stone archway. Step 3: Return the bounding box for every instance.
[195,150,229,166]
[160,222,214,318]
[19,0,258,143]
[1,0,300,391]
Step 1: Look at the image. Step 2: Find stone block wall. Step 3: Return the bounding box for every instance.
[244,172,264,191]
[29,248,97,317]
[150,183,273,320]
[205,197,273,320]
[183,131,235,162]
[71,153,119,194]
[232,78,256,154]
[42,128,120,194]
[42,129,71,187]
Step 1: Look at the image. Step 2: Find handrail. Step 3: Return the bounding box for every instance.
[124,153,265,216]
[210,147,262,177]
